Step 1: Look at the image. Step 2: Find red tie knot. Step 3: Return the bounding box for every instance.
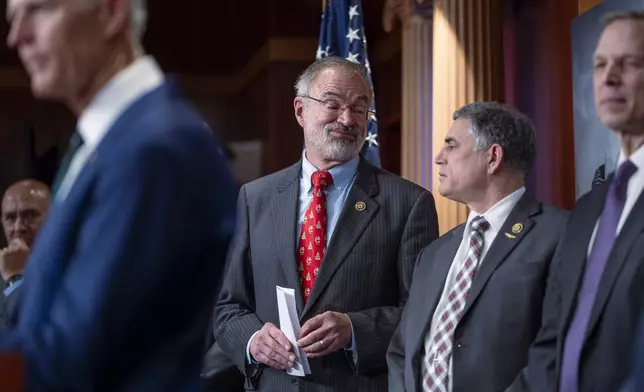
[311,171,333,190]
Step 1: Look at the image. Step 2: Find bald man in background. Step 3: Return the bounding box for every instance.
[0,180,51,328]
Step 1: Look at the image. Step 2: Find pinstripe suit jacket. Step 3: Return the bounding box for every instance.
[215,157,439,391]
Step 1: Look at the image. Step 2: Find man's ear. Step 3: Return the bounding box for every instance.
[487,144,504,174]
[294,97,306,127]
[102,0,130,39]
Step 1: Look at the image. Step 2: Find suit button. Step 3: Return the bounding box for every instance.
[291,377,299,385]
[456,343,462,348]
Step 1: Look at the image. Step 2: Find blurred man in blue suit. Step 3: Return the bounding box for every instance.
[4,0,237,390]
[627,320,644,391]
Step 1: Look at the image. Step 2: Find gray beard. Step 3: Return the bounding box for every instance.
[307,125,365,162]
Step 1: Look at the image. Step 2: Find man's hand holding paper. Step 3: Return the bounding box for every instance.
[249,323,295,370]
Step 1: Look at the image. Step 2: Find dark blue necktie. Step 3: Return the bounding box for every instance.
[51,131,84,195]
[559,159,638,392]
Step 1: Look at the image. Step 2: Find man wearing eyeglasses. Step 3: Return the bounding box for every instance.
[214,56,439,391]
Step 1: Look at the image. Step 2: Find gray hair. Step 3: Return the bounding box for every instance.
[87,0,147,43]
[602,9,644,30]
[130,0,147,42]
[453,102,537,176]
[294,56,373,102]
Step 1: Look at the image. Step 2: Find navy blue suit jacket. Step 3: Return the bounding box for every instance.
[629,320,644,391]
[0,80,237,391]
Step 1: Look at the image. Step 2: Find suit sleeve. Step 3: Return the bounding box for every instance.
[3,137,236,390]
[506,239,563,392]
[387,246,428,391]
[346,190,439,375]
[214,185,265,377]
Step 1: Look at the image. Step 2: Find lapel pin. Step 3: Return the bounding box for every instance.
[504,233,516,239]
[512,223,524,234]
[355,201,366,211]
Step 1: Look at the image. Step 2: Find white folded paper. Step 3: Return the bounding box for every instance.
[276,286,311,376]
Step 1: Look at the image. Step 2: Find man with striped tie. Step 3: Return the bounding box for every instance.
[387,102,569,392]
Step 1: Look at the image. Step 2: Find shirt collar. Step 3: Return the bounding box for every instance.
[465,186,526,235]
[617,144,644,172]
[301,150,360,193]
[77,55,164,149]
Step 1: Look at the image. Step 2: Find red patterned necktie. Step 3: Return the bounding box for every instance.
[297,171,333,303]
[422,215,490,392]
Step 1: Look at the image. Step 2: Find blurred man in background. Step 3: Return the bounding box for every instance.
[0,179,50,328]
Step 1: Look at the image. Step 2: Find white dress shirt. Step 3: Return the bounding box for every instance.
[586,145,644,255]
[424,186,526,391]
[55,56,164,201]
[297,151,359,246]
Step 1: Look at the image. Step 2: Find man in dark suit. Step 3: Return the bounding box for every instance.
[214,56,439,391]
[3,0,237,390]
[625,319,644,392]
[387,102,569,392]
[508,11,644,392]
[0,180,51,329]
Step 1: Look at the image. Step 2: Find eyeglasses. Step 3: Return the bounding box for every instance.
[301,95,374,119]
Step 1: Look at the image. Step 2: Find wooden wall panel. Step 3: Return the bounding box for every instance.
[503,0,577,210]
[579,0,605,14]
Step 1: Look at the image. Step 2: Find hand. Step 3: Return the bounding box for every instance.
[297,311,352,358]
[0,239,29,281]
[249,322,296,370]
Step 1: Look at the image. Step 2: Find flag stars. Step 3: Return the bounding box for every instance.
[365,132,379,147]
[346,28,361,43]
[348,5,359,20]
[347,52,360,63]
[316,45,330,59]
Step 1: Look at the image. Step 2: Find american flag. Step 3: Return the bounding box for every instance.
[316,0,380,167]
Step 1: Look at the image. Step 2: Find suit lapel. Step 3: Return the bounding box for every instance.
[410,228,463,374]
[271,162,306,313]
[585,184,644,339]
[302,159,379,318]
[560,180,610,332]
[461,194,540,318]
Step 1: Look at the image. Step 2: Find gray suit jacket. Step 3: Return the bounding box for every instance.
[508,175,644,392]
[388,194,569,392]
[215,158,439,391]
